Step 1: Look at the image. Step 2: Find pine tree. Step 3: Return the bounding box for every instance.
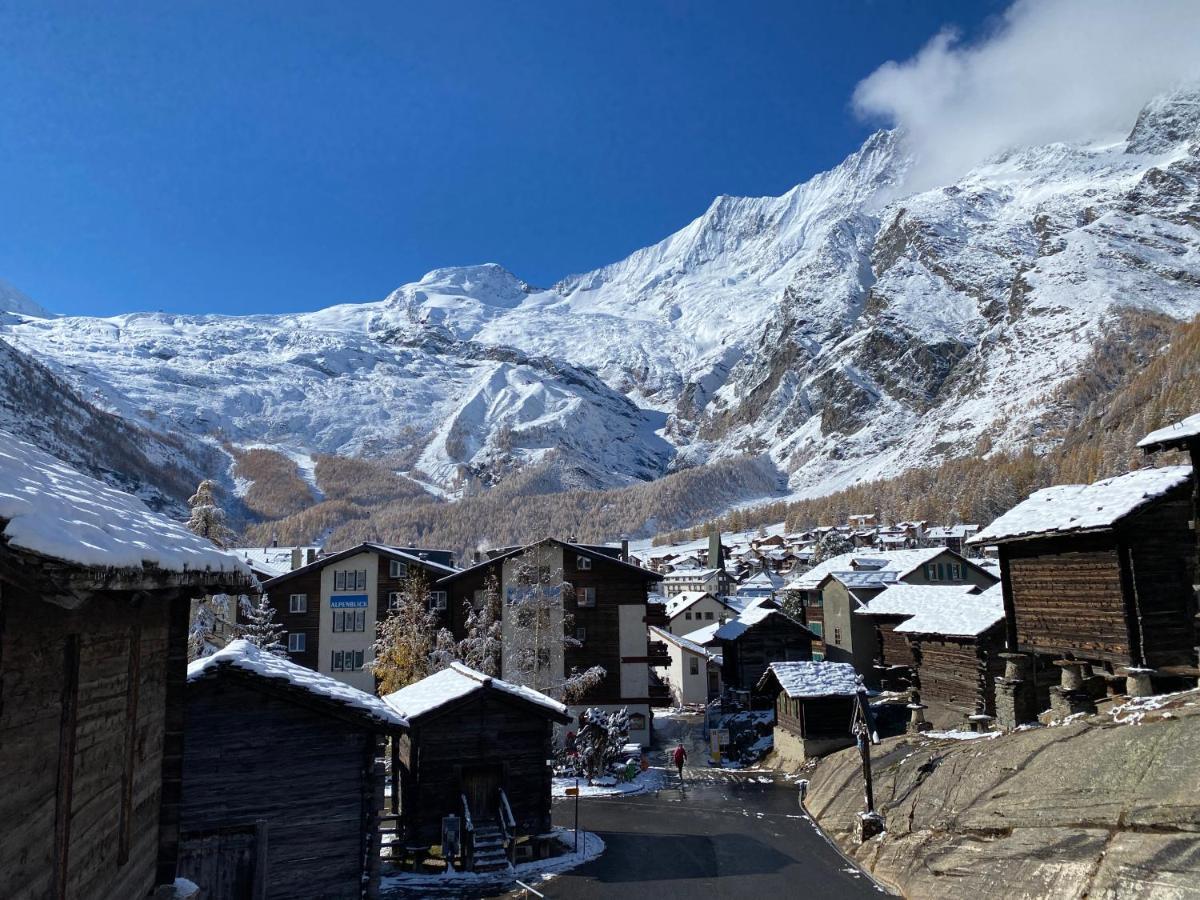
[187,479,236,548]
[369,570,438,695]
[241,594,287,657]
[571,707,630,783]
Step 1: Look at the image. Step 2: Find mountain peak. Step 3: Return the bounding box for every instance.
[0,278,50,318]
[413,263,534,300]
[1126,82,1200,154]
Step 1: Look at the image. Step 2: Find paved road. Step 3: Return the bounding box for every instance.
[531,765,886,900]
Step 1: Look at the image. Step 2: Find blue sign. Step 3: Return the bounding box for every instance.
[330,594,369,609]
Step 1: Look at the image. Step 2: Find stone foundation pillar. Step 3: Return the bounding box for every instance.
[855,811,885,843]
[1049,685,1096,719]
[906,702,932,734]
[1123,668,1155,698]
[995,653,1037,730]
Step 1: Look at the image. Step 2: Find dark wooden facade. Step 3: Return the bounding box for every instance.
[438,540,663,707]
[908,625,1006,718]
[181,669,397,899]
[773,693,856,741]
[393,685,570,848]
[720,615,814,700]
[997,486,1197,670]
[0,536,247,900]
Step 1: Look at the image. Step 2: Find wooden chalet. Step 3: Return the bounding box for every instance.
[855,583,985,692]
[714,606,815,705]
[383,664,571,872]
[1139,412,1200,606]
[889,585,1007,723]
[0,431,251,900]
[756,661,863,762]
[437,537,667,745]
[970,466,1197,693]
[181,639,405,898]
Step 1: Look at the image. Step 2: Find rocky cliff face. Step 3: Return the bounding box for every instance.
[806,690,1200,899]
[3,88,1199,505]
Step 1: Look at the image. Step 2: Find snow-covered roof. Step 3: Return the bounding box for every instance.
[666,590,723,618]
[678,621,722,646]
[738,570,783,589]
[857,583,982,618]
[0,430,249,576]
[970,466,1193,544]
[188,639,406,728]
[663,567,720,580]
[894,584,1005,638]
[650,625,720,660]
[714,605,808,641]
[1138,413,1200,450]
[831,570,899,590]
[230,545,322,578]
[383,662,568,721]
[790,548,947,591]
[763,661,863,698]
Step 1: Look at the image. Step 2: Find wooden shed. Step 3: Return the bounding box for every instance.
[970,466,1197,678]
[181,639,406,898]
[755,661,863,762]
[856,583,986,691]
[715,606,815,705]
[383,664,571,872]
[891,585,1007,721]
[0,431,251,900]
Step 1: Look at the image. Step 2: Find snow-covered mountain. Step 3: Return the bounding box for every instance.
[0,278,50,320]
[4,86,1200,508]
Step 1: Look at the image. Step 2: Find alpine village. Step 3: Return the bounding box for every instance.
[4,5,1200,900]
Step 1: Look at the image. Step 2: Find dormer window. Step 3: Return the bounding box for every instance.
[577,555,592,571]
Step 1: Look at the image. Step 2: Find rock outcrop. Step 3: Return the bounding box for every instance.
[806,692,1200,899]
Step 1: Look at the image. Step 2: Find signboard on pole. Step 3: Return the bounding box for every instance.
[711,728,729,763]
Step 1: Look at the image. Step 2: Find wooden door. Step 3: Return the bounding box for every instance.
[461,765,502,821]
[177,823,265,900]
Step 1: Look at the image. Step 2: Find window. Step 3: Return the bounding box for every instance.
[689,657,700,676]
[925,563,940,582]
[576,586,596,608]
[833,626,842,645]
[951,563,962,581]
[428,591,448,611]
[808,621,823,638]
[704,611,714,620]
[577,555,592,571]
[575,626,587,642]
[812,650,825,662]
[685,611,693,620]
[335,569,367,591]
[287,633,306,653]
[937,563,946,581]
[388,591,402,606]
[389,559,408,578]
[331,650,366,672]
[807,592,823,607]
[473,589,487,609]
[333,610,367,632]
[289,593,307,613]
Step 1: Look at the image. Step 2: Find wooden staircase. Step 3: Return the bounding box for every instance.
[471,822,511,873]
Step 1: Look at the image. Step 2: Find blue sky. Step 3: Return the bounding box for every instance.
[0,1,1007,317]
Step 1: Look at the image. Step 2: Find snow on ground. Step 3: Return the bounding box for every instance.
[379,828,604,897]
[921,729,1001,742]
[552,767,664,798]
[0,428,247,574]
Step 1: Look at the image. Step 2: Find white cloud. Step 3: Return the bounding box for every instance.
[854,0,1200,192]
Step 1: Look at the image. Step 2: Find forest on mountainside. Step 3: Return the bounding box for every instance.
[656,310,1200,543]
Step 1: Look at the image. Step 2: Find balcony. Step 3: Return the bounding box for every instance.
[648,680,672,708]
[647,640,671,668]
[645,605,668,628]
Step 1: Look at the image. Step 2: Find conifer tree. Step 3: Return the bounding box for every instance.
[457,573,503,676]
[187,479,236,548]
[241,594,287,657]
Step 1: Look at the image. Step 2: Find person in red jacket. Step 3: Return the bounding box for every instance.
[672,742,688,780]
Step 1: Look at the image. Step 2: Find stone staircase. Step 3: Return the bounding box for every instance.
[472,823,511,873]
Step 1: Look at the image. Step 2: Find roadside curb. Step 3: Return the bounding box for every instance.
[798,788,900,897]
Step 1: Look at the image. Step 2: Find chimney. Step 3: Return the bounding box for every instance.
[306,548,317,565]
[473,550,482,564]
[620,538,629,562]
[272,534,279,548]
[290,548,302,570]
